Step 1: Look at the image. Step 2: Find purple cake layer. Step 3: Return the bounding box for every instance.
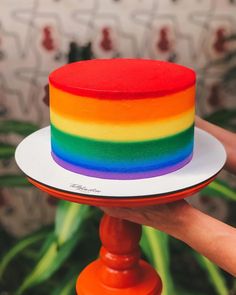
[52,152,193,180]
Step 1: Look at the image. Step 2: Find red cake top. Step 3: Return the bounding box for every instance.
[49,59,196,99]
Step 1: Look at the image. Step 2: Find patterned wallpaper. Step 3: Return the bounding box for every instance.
[0,0,236,236]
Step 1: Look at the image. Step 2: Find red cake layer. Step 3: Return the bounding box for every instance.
[49,59,196,99]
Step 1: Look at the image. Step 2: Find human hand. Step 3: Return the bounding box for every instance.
[100,200,191,239]
[195,115,236,174]
[101,199,236,277]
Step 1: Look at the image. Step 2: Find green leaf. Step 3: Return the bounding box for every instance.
[0,230,48,279]
[0,143,15,159]
[140,227,153,262]
[37,232,57,259]
[201,179,236,201]
[17,234,81,294]
[54,277,76,295]
[0,120,38,136]
[55,201,89,245]
[142,226,174,295]
[16,203,90,294]
[175,287,204,295]
[51,270,79,295]
[0,174,30,187]
[194,253,228,295]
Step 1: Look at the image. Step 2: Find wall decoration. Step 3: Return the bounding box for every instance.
[0,0,235,236]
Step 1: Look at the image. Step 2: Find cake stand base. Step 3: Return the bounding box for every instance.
[77,259,161,295]
[76,214,162,295]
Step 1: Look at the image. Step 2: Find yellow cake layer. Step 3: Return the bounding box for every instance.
[50,107,195,142]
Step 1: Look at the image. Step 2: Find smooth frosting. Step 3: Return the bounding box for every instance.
[49,59,196,179]
[49,58,195,98]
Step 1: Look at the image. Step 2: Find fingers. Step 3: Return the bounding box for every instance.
[99,206,152,226]
[99,200,189,229]
[99,206,133,220]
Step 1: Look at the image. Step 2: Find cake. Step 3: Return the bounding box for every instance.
[49,59,196,180]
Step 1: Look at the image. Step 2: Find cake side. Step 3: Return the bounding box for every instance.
[49,59,196,180]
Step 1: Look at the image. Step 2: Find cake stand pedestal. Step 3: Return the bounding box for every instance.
[77,214,162,295]
[15,127,226,294]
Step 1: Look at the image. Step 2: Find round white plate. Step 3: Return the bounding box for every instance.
[15,127,226,198]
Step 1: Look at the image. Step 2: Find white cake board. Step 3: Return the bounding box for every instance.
[15,126,226,198]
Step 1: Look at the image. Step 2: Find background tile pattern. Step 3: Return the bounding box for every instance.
[0,0,236,236]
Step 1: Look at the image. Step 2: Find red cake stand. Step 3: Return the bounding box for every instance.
[15,126,226,295]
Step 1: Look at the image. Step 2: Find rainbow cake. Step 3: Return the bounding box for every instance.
[49,59,196,180]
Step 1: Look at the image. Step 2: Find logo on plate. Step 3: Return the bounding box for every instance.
[69,183,101,194]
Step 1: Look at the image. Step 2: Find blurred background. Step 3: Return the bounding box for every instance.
[0,0,236,294]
